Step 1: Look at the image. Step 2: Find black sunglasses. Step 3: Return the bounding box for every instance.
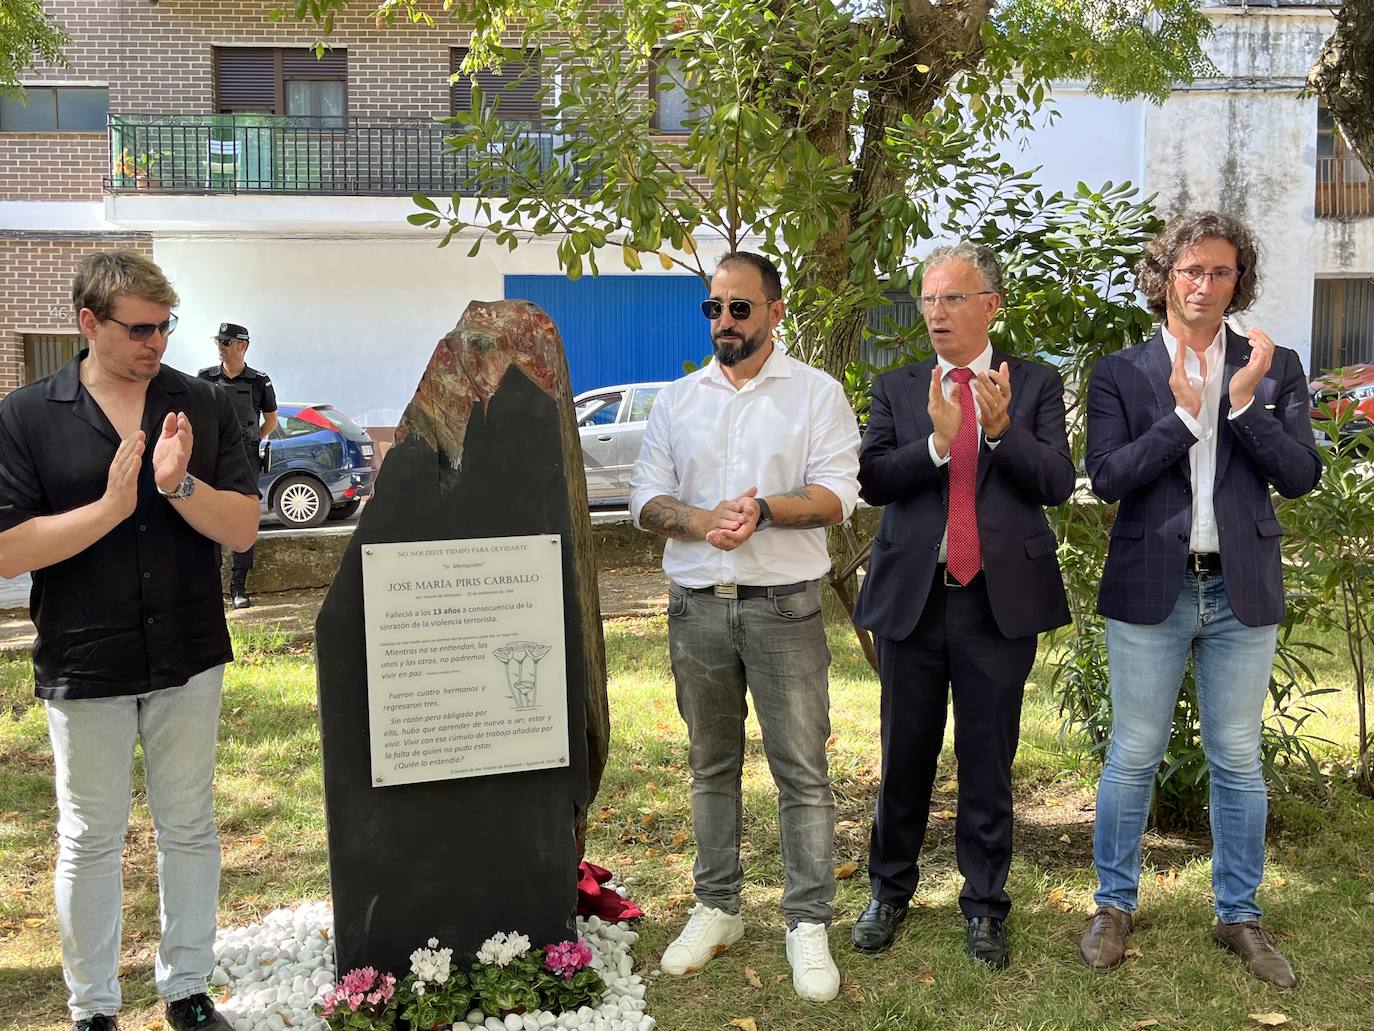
[701,298,773,321]
[106,313,178,342]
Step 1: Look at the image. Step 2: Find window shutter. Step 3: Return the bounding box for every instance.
[215,48,278,112]
[452,48,541,123]
[282,48,347,78]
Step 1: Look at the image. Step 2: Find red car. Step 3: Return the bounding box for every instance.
[1309,363,1374,442]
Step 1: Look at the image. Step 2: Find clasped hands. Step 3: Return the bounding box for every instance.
[1169,328,1276,418]
[702,486,760,552]
[929,362,1012,459]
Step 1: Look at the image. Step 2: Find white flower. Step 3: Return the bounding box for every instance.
[409,943,454,982]
[476,930,532,968]
[427,937,439,949]
[414,982,425,996]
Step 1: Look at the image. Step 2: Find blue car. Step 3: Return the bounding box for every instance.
[260,403,377,528]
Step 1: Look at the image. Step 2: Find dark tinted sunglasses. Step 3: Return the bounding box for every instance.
[701,298,772,321]
[107,313,178,341]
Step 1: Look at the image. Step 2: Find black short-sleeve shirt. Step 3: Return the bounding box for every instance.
[0,352,260,700]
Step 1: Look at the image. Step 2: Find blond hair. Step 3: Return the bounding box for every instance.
[71,250,179,322]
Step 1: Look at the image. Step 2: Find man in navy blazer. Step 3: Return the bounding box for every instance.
[1079,212,1320,988]
[850,243,1074,968]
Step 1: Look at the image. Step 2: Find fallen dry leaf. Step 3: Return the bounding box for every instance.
[1271,876,1286,889]
[1366,892,1374,904]
[1046,796,1062,807]
[1058,833,1071,844]
[1045,888,1073,913]
[1128,1021,1160,1029]
[671,831,689,847]
[22,917,44,928]
[917,967,936,986]
[937,779,958,792]
[1249,1014,1289,1026]
[933,809,956,820]
[744,966,763,989]
[837,819,860,830]
[641,813,656,830]
[835,860,860,879]
[826,733,838,749]
[1124,947,1143,959]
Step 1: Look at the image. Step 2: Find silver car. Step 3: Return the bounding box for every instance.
[575,382,667,505]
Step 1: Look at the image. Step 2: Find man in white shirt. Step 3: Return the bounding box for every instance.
[1080,212,1320,987]
[629,251,860,1003]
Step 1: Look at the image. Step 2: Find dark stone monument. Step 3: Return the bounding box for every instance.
[315,300,609,974]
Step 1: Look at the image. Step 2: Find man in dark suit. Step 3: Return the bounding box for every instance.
[1079,212,1320,988]
[850,243,1074,968]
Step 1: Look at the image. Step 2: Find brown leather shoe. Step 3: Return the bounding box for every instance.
[1079,906,1133,970]
[1213,920,1297,989]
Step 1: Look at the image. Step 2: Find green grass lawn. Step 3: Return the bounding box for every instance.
[1,618,1372,1031]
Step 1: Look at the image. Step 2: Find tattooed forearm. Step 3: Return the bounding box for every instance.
[639,496,701,540]
[767,484,843,529]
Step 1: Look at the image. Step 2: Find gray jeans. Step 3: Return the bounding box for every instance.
[667,580,836,927]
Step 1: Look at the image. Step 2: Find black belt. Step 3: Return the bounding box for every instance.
[934,564,983,588]
[1187,552,1222,573]
[685,581,808,600]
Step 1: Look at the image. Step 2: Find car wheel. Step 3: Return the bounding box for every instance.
[273,475,330,529]
[327,499,361,520]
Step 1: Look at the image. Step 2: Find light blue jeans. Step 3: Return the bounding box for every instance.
[1093,572,1276,924]
[46,665,225,1020]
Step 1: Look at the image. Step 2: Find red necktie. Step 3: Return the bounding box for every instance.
[945,367,980,584]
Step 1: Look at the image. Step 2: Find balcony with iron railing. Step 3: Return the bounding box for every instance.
[106,113,576,196]
[1316,154,1373,218]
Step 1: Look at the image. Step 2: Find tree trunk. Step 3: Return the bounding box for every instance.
[1310,0,1374,170]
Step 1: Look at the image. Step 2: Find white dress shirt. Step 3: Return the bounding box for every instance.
[928,343,1000,561]
[1162,324,1251,553]
[629,343,861,587]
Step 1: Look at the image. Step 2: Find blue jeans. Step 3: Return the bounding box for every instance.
[1092,573,1276,923]
[667,581,835,928]
[46,666,225,1019]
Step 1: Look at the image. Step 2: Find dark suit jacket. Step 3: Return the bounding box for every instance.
[853,351,1075,641]
[1086,327,1321,628]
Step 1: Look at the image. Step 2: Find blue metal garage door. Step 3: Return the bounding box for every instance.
[504,274,709,394]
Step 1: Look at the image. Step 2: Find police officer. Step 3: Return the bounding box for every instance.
[198,322,276,609]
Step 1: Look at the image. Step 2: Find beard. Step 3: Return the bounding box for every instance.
[712,327,767,368]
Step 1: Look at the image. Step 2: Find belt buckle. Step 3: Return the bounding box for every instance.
[943,566,963,588]
[713,583,739,600]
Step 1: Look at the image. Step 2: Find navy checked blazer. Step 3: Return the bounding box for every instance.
[1086,327,1321,628]
[853,351,1074,642]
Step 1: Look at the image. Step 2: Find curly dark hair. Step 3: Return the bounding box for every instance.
[1136,211,1261,317]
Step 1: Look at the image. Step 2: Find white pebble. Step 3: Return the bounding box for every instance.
[505,1015,524,1031]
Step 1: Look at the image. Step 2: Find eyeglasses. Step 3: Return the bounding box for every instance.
[701,298,773,320]
[106,313,178,341]
[1171,267,1239,286]
[919,291,996,310]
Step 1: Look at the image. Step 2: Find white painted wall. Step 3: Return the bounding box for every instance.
[154,235,729,428]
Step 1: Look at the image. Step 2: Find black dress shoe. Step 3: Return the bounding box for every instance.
[851,898,908,953]
[965,916,1009,969]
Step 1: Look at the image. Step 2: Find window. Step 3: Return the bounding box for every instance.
[0,86,108,132]
[1312,278,1374,372]
[214,47,348,122]
[22,334,82,384]
[1316,100,1371,218]
[652,56,703,134]
[451,48,542,126]
[577,394,623,427]
[273,414,327,439]
[627,387,661,423]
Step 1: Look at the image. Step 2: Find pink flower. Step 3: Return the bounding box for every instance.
[320,967,398,1016]
[543,939,594,978]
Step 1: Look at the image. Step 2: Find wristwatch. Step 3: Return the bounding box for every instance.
[755,496,773,530]
[158,473,196,500]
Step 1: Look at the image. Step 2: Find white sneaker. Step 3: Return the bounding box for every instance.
[786,922,840,1002]
[659,904,745,975]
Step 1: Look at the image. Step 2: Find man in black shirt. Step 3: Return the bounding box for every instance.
[0,251,259,1031]
[198,323,277,608]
